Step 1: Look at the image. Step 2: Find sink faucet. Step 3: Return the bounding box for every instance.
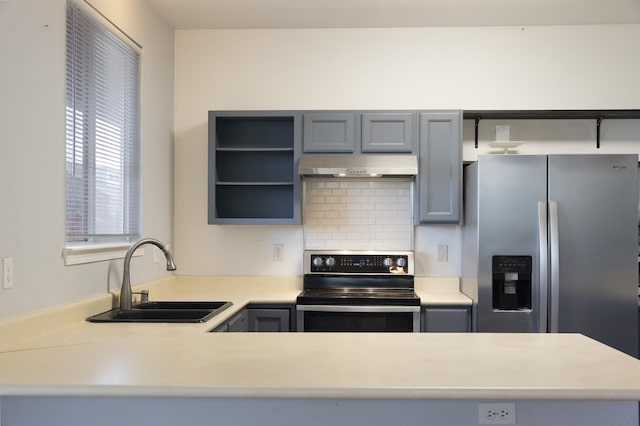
[120,238,177,310]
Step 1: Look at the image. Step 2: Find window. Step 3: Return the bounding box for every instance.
[65,0,140,249]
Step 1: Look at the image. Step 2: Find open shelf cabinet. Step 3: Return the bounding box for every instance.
[208,112,301,224]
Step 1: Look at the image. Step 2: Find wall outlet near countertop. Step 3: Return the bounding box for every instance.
[437,245,448,263]
[273,244,284,262]
[479,403,516,424]
[3,257,14,289]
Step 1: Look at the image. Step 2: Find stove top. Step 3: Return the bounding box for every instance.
[300,250,418,306]
[297,287,420,306]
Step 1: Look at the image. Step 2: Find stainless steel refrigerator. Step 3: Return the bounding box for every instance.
[461,154,638,357]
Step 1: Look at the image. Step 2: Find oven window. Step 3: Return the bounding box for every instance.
[302,311,415,332]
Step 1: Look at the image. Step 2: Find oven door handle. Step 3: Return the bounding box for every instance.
[296,305,420,313]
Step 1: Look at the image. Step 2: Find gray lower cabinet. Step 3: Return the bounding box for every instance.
[214,309,249,332]
[417,111,463,224]
[421,306,471,332]
[247,309,290,332]
[212,304,294,332]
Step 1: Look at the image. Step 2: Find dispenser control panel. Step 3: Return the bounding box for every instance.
[492,255,532,310]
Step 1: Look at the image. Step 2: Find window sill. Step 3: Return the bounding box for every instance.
[62,243,142,266]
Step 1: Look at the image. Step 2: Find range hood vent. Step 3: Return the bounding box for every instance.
[299,155,418,177]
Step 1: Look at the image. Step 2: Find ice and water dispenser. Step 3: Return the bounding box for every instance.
[492,256,532,310]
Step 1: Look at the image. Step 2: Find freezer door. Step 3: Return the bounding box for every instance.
[476,155,548,333]
[548,154,638,357]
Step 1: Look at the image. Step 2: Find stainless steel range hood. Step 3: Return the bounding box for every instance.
[298,155,418,177]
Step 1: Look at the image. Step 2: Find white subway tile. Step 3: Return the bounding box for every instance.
[303,178,413,250]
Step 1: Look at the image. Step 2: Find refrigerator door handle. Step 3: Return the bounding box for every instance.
[537,201,548,333]
[548,200,560,333]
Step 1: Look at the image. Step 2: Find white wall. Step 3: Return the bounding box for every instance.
[173,24,640,278]
[0,0,175,318]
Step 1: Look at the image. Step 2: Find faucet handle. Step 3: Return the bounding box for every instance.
[132,289,149,305]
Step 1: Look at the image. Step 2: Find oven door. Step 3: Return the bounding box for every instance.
[296,305,420,332]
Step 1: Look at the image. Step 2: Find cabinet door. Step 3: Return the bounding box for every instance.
[227,310,249,332]
[303,112,356,152]
[361,112,415,153]
[212,310,249,332]
[417,111,462,224]
[247,309,290,332]
[422,307,471,332]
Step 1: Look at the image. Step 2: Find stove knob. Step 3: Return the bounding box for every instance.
[396,257,407,268]
[325,257,336,267]
[383,257,393,267]
[312,256,324,267]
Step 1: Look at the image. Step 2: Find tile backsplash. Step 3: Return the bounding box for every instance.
[303,178,413,250]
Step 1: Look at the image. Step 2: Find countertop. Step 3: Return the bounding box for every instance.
[0,276,639,401]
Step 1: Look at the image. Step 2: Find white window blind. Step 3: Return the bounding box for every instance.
[65,0,141,245]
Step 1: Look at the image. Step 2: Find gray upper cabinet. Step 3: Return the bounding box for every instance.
[417,111,463,224]
[208,109,459,225]
[303,111,416,154]
[303,112,356,153]
[361,112,415,153]
[208,111,301,225]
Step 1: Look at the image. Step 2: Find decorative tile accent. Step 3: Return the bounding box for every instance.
[303,178,413,250]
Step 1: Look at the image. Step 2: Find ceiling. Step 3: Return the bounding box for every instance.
[145,0,640,30]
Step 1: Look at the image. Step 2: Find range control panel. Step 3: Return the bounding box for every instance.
[304,251,414,275]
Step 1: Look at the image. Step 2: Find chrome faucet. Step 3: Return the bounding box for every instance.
[120,238,176,310]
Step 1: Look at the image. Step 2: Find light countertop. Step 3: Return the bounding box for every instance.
[1,332,639,401]
[0,275,470,349]
[0,276,639,401]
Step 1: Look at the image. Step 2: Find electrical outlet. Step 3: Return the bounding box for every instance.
[273,244,284,262]
[3,257,14,289]
[479,403,516,424]
[437,245,448,263]
[153,247,161,264]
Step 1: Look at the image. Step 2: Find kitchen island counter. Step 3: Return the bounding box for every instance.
[0,275,635,401]
[0,331,639,401]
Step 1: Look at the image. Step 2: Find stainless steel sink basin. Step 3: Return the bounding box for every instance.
[86,301,232,323]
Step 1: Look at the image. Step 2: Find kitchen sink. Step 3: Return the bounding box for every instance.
[134,301,231,311]
[86,301,232,323]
